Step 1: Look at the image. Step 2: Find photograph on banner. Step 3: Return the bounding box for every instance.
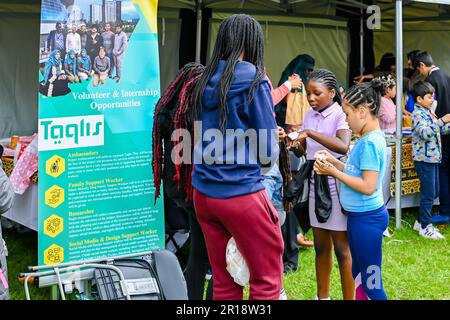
[38,0,141,97]
[37,0,164,266]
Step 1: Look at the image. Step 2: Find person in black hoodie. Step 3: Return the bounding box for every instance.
[414,51,450,224]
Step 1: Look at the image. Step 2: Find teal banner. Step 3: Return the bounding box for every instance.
[37,0,163,265]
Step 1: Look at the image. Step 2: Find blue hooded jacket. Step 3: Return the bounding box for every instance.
[192,60,279,199]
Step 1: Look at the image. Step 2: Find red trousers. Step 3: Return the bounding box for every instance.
[194,189,284,300]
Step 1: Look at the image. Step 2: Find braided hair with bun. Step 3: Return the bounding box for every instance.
[344,78,387,116]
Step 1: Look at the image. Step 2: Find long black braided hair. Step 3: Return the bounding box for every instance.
[152,63,205,203]
[191,14,265,131]
[344,78,387,116]
[306,69,342,105]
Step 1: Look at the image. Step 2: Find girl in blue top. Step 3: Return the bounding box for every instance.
[314,79,389,300]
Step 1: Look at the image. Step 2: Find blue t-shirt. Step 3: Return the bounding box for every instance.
[340,130,387,213]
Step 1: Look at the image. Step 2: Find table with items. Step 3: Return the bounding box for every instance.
[1,134,38,231]
[382,129,437,209]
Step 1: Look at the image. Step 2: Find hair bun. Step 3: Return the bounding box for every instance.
[370,78,387,96]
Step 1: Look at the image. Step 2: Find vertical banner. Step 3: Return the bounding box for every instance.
[37,0,163,265]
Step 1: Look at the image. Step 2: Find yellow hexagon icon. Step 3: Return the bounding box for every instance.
[45,185,65,208]
[44,215,64,238]
[44,244,64,265]
[46,155,65,178]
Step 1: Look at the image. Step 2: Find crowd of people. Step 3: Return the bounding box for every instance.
[153,14,449,301]
[39,22,128,97]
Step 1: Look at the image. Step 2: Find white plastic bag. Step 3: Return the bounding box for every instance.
[225,237,249,286]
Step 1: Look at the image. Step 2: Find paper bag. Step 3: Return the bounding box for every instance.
[285,83,310,126]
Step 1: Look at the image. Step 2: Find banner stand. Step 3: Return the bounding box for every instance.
[36,0,164,274]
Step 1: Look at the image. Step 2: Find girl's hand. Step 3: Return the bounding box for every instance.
[297,129,309,140]
[287,129,309,148]
[314,150,337,165]
[313,159,338,176]
[289,129,309,140]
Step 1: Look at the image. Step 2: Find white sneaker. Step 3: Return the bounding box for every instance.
[419,224,442,240]
[433,226,445,239]
[413,220,421,231]
[279,288,288,300]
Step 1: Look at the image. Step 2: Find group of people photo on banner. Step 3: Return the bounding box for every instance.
[153,13,450,301]
[39,21,128,97]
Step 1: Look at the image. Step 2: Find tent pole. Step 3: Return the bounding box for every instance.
[395,0,403,229]
[195,0,203,63]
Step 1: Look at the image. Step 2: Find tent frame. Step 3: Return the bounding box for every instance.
[395,0,403,229]
[175,0,449,229]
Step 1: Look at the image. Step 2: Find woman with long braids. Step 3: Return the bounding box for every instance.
[153,63,213,300]
[289,69,354,300]
[191,14,283,300]
[314,79,389,300]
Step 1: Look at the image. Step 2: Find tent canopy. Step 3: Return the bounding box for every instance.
[160,0,450,17]
[162,0,450,79]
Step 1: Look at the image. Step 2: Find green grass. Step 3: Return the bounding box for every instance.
[3,211,450,300]
[283,210,450,300]
[2,227,52,300]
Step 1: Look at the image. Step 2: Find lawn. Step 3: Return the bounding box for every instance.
[283,212,450,300]
[2,210,450,300]
[2,224,52,300]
